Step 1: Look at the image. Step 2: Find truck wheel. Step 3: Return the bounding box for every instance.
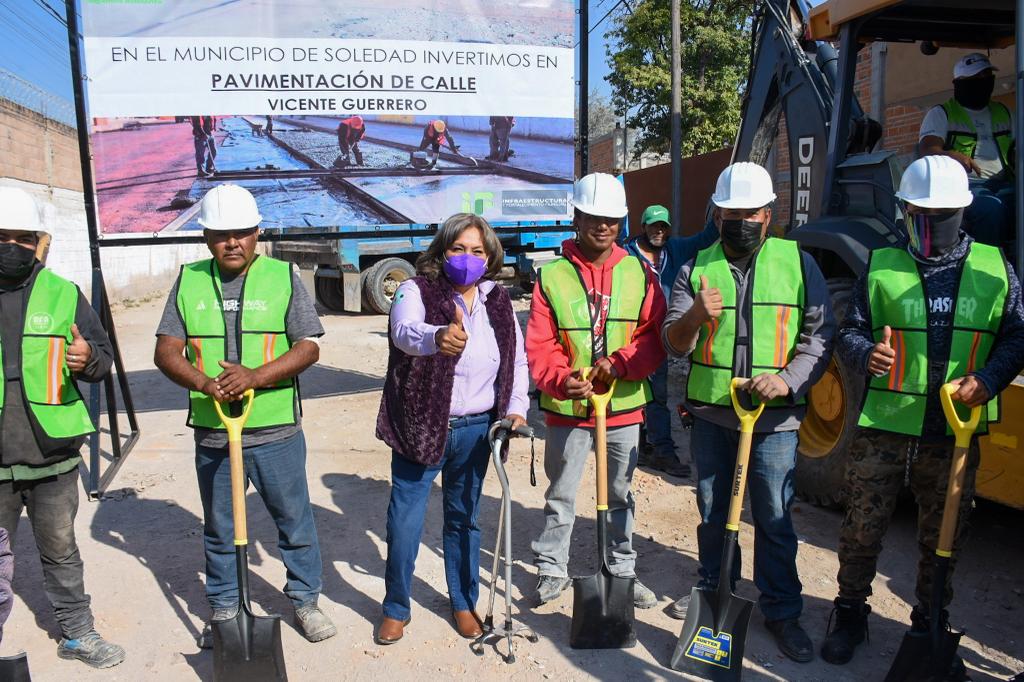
[795,280,863,509]
[314,274,344,312]
[364,258,415,314]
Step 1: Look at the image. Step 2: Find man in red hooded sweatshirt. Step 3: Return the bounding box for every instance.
[527,172,667,609]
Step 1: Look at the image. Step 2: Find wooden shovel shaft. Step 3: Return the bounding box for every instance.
[937,444,969,555]
[726,430,754,531]
[229,438,247,545]
[595,411,608,510]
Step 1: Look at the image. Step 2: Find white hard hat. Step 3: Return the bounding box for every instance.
[895,155,974,209]
[954,52,996,80]
[711,162,776,209]
[0,187,43,233]
[197,184,262,231]
[571,173,628,219]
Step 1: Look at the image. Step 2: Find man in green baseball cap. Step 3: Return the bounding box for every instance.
[625,203,718,477]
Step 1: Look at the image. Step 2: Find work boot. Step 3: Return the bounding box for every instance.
[376,616,410,645]
[648,453,691,478]
[667,594,690,620]
[766,617,814,663]
[295,603,337,642]
[197,605,239,649]
[633,580,657,609]
[535,575,571,604]
[57,630,126,669]
[821,598,870,664]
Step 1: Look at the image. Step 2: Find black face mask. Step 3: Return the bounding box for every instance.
[0,242,36,280]
[953,76,995,110]
[720,218,764,255]
[907,208,963,259]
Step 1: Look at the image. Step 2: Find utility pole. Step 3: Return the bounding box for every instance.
[670,0,682,235]
[580,0,589,176]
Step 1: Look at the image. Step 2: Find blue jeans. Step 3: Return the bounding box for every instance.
[691,418,802,622]
[965,176,1014,246]
[383,414,491,621]
[645,359,676,457]
[196,431,323,610]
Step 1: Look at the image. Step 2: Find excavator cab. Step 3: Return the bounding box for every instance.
[735,0,1022,507]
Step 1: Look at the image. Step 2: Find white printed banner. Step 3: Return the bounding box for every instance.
[84,38,574,118]
[79,0,575,234]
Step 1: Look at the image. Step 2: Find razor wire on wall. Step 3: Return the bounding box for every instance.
[0,67,76,128]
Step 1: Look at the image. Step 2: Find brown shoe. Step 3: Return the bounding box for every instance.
[452,610,483,638]
[376,616,410,645]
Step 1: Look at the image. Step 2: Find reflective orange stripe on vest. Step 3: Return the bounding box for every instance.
[703,318,720,365]
[774,306,793,367]
[263,334,278,365]
[46,337,64,405]
[888,330,907,392]
[190,338,205,374]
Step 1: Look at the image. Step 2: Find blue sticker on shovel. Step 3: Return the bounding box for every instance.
[685,626,733,669]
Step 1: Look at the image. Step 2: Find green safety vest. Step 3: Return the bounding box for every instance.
[537,255,652,418]
[177,256,298,431]
[859,244,1008,436]
[1,269,95,439]
[687,238,806,408]
[941,98,1014,173]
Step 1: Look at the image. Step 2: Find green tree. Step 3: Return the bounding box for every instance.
[606,0,753,157]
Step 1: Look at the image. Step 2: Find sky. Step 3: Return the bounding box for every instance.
[0,0,620,107]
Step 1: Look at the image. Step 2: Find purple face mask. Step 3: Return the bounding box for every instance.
[443,253,487,286]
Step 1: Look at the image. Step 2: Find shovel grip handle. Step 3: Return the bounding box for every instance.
[213,390,255,546]
[937,445,969,556]
[582,367,614,511]
[726,430,754,531]
[939,383,981,449]
[730,378,765,433]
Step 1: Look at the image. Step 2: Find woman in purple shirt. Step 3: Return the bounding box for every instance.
[374,213,529,645]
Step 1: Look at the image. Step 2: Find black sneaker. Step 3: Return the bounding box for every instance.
[57,630,126,669]
[821,598,870,665]
[766,617,814,663]
[535,575,571,604]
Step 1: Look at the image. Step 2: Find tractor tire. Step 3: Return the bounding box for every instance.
[795,279,863,509]
[314,273,345,312]
[363,258,415,315]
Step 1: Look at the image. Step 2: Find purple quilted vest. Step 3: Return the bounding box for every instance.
[375,276,517,465]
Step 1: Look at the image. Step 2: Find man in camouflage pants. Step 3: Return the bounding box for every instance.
[821,156,1024,671]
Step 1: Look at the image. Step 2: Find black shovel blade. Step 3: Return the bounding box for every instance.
[569,568,636,649]
[884,628,963,682]
[212,607,288,682]
[0,653,31,682]
[669,586,754,681]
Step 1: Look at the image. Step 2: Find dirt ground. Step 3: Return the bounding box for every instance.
[2,291,1022,681]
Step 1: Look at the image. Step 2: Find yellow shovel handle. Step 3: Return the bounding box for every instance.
[939,383,981,449]
[582,367,616,512]
[730,378,765,434]
[213,389,255,547]
[212,389,256,443]
[581,366,615,417]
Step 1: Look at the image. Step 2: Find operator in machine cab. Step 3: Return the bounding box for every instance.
[919,53,1015,248]
[662,162,835,664]
[822,155,1024,670]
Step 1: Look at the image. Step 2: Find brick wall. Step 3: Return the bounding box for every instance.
[0,99,83,192]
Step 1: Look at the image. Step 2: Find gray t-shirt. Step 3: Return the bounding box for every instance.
[156,263,324,449]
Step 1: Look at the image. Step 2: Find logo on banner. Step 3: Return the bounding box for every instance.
[461,192,494,214]
[501,190,569,215]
